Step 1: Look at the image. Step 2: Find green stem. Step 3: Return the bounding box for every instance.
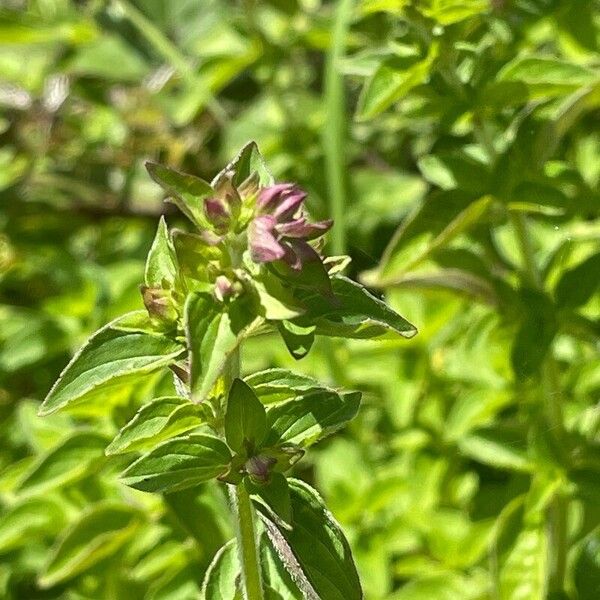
[323,0,353,256]
[235,482,264,600]
[510,211,567,595]
[224,348,263,599]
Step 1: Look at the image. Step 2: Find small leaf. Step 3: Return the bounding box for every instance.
[146,162,213,228]
[18,431,108,496]
[145,216,178,288]
[213,141,273,189]
[244,369,327,405]
[277,320,315,359]
[298,276,417,340]
[225,379,267,454]
[39,313,184,415]
[264,389,361,448]
[105,396,206,455]
[120,434,232,493]
[253,271,305,321]
[185,293,261,401]
[201,539,241,600]
[39,502,141,588]
[262,479,363,600]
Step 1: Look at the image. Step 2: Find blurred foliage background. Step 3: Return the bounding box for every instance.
[1,0,599,598]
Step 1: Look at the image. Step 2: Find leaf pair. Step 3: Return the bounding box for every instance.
[202,480,363,600]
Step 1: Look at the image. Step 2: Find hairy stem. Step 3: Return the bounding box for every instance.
[225,349,263,599]
[510,211,567,595]
[235,482,264,600]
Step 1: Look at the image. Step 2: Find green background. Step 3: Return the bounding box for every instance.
[0,0,599,598]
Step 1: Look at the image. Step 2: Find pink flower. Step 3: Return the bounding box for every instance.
[248,184,332,269]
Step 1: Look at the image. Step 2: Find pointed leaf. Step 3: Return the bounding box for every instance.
[225,379,267,454]
[244,369,328,405]
[248,473,292,530]
[264,389,361,448]
[201,539,241,600]
[145,216,178,288]
[298,276,417,340]
[146,162,213,228]
[213,141,274,188]
[39,313,184,415]
[120,434,232,493]
[262,479,363,600]
[277,321,315,360]
[105,396,206,455]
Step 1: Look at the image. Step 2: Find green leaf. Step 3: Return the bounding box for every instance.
[357,45,437,120]
[277,320,315,359]
[145,216,178,288]
[225,378,267,454]
[38,313,184,415]
[39,502,141,588]
[185,293,260,401]
[105,396,206,455]
[555,252,600,309]
[0,497,66,553]
[213,140,273,188]
[247,473,292,530]
[262,479,363,600]
[120,433,232,493]
[253,271,305,321]
[298,276,417,340]
[497,56,599,100]
[201,539,241,600]
[260,534,303,599]
[146,162,214,228]
[264,389,361,448]
[18,431,108,495]
[244,369,327,405]
[420,0,488,25]
[417,152,490,194]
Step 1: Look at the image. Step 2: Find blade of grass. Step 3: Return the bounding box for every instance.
[323,0,353,256]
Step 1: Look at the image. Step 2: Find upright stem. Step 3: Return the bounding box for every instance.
[510,211,567,595]
[225,349,263,600]
[235,482,264,600]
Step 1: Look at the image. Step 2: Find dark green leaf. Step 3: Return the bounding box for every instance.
[264,389,361,448]
[298,276,417,340]
[120,434,232,493]
[38,313,184,415]
[262,479,363,600]
[555,252,600,309]
[277,320,315,359]
[225,378,267,454]
[244,369,327,405]
[247,473,292,530]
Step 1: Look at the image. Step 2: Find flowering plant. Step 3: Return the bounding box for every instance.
[39,143,416,599]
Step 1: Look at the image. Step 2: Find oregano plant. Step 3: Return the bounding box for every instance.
[38,142,416,599]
